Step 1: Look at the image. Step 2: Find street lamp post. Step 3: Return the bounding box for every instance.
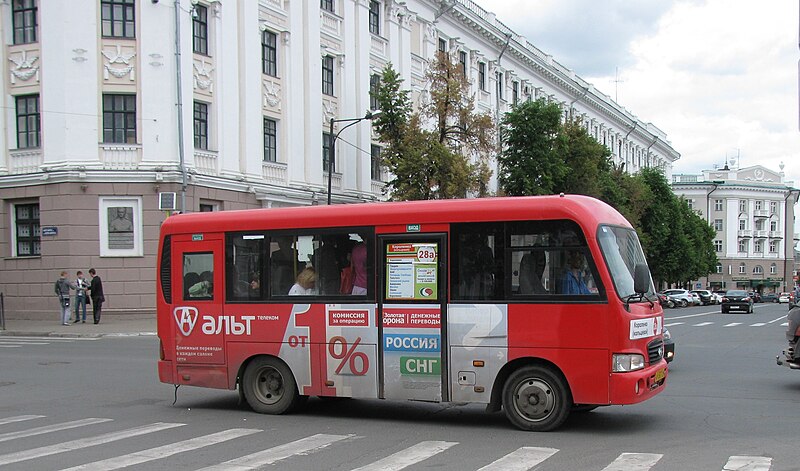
[327,110,382,205]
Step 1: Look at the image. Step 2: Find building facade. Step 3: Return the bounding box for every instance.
[0,0,680,319]
[672,164,800,294]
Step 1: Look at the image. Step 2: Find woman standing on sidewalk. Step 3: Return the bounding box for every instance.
[54,271,74,326]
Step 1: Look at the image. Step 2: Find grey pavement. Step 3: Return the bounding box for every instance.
[0,314,157,337]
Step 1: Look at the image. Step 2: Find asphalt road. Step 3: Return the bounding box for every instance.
[0,302,797,470]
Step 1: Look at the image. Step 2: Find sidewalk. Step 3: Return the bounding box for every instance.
[0,315,157,338]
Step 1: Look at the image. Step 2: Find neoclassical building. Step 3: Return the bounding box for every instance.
[0,0,680,318]
[672,163,799,293]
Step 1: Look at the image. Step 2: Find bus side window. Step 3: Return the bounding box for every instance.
[270,236,298,296]
[226,232,267,302]
[183,252,214,300]
[451,223,502,301]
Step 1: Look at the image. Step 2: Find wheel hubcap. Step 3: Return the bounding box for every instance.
[513,378,555,422]
[255,367,284,405]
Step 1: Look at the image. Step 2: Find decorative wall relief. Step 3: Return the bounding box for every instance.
[8,50,40,84]
[193,58,215,93]
[102,44,136,81]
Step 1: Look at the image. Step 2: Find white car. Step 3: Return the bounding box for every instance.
[663,289,695,307]
[779,292,792,303]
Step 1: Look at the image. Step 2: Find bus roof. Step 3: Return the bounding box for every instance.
[160,194,631,236]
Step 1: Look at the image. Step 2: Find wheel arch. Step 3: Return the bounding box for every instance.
[485,357,573,413]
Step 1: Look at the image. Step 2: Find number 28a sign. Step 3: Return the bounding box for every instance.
[416,246,437,263]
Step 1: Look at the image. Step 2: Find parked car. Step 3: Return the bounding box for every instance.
[656,292,675,308]
[691,289,714,305]
[721,289,754,313]
[762,292,779,303]
[779,292,793,304]
[663,328,675,363]
[663,289,694,307]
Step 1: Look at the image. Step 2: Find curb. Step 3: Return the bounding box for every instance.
[0,331,157,338]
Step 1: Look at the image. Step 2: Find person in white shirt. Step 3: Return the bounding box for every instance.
[73,271,90,323]
[288,267,317,295]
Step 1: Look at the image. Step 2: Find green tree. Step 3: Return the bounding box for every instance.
[555,117,612,198]
[498,99,567,195]
[372,58,493,200]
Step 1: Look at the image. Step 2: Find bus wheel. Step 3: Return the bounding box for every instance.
[502,365,571,431]
[242,357,299,415]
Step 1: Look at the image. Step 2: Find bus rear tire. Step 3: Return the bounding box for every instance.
[502,365,571,431]
[242,357,300,415]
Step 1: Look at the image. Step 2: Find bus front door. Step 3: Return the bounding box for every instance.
[378,234,447,402]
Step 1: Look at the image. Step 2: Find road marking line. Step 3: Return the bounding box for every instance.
[782,322,789,326]
[0,415,45,426]
[665,310,720,320]
[350,440,458,471]
[0,341,49,345]
[0,418,112,443]
[693,322,714,327]
[476,446,558,471]
[198,433,352,471]
[767,316,787,324]
[750,323,766,327]
[0,336,98,341]
[0,422,184,466]
[724,323,742,327]
[601,452,663,470]
[722,455,772,470]
[664,322,684,327]
[0,345,21,348]
[61,428,261,471]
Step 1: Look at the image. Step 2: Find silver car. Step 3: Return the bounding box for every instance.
[663,289,695,307]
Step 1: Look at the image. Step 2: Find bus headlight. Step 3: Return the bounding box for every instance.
[612,354,645,372]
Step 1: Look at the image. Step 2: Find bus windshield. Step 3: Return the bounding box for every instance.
[597,225,653,299]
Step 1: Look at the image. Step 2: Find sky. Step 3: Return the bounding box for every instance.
[483,0,799,188]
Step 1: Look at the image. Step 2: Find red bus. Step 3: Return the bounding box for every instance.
[157,195,667,431]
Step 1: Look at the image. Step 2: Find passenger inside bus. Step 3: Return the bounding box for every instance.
[560,250,591,295]
[188,271,213,298]
[519,250,547,294]
[271,237,297,295]
[288,267,317,295]
[456,233,495,299]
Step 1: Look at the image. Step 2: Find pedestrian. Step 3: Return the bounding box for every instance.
[87,268,105,324]
[74,270,89,323]
[54,271,75,326]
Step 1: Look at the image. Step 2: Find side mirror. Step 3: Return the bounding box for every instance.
[633,263,650,294]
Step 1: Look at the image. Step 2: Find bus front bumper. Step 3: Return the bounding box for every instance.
[609,361,667,405]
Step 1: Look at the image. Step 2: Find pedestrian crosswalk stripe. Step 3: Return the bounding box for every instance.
[197,433,352,471]
[664,322,684,327]
[782,322,789,326]
[693,322,714,327]
[0,336,99,342]
[750,323,766,327]
[0,415,45,426]
[350,440,458,471]
[722,455,772,470]
[724,323,742,327]
[60,428,261,471]
[0,345,21,348]
[601,452,663,471]
[475,446,558,471]
[768,316,787,324]
[0,422,184,466]
[0,417,112,443]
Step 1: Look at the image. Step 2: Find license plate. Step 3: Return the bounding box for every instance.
[654,368,666,382]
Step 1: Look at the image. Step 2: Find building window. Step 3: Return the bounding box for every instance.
[770,263,777,275]
[101,0,134,38]
[261,30,277,77]
[102,94,136,144]
[368,1,380,35]
[716,263,723,274]
[512,81,519,105]
[739,199,747,213]
[738,263,746,274]
[193,101,209,150]
[755,219,764,231]
[199,203,216,212]
[371,144,382,181]
[686,199,694,210]
[739,219,746,230]
[769,241,777,253]
[770,201,777,214]
[459,51,467,76]
[322,55,334,96]
[715,199,723,211]
[770,220,778,231]
[438,38,446,53]
[14,203,40,257]
[478,62,486,91]
[713,240,722,252]
[263,117,277,162]
[755,200,763,211]
[753,265,763,275]
[713,219,723,231]
[738,240,748,253]
[496,72,504,100]
[323,132,333,173]
[12,0,37,44]
[754,240,763,253]
[369,74,380,111]
[15,95,40,149]
[192,4,208,55]
[320,0,334,13]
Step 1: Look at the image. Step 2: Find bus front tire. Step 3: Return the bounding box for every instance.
[502,365,571,431]
[242,357,300,415]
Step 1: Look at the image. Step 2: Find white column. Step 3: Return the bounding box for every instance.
[237,2,263,180]
[40,1,99,164]
[215,1,240,178]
